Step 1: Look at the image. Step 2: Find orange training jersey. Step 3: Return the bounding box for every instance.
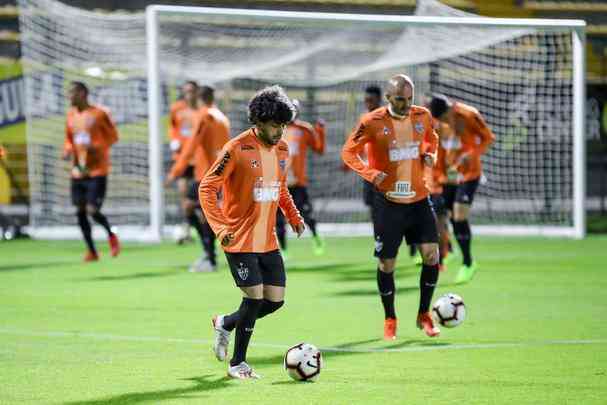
[449,102,495,182]
[169,105,231,181]
[425,120,446,194]
[169,99,198,162]
[64,105,119,178]
[199,129,303,253]
[284,120,325,187]
[342,106,438,205]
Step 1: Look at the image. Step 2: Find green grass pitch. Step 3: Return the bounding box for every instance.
[1,236,606,404]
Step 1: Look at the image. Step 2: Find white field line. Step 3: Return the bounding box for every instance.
[0,328,605,354]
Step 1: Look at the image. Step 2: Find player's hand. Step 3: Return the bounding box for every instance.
[373,172,388,187]
[170,139,181,152]
[458,152,471,166]
[62,150,72,161]
[291,222,305,237]
[164,176,174,187]
[422,153,435,167]
[316,118,326,127]
[221,232,234,246]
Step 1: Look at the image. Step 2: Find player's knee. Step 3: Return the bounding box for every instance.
[85,204,98,216]
[378,259,395,273]
[258,299,284,319]
[422,247,439,266]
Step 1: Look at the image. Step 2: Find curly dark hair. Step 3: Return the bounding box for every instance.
[248,85,295,125]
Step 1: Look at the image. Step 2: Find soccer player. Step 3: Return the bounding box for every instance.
[275,99,325,256]
[200,85,304,379]
[168,81,199,244]
[342,74,441,340]
[167,85,230,272]
[62,81,120,262]
[428,94,495,284]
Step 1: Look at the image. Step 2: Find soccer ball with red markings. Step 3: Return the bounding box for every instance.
[284,343,322,382]
[432,293,466,328]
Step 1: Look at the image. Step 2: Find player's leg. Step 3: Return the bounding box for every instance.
[72,178,97,261]
[186,180,216,272]
[430,193,450,270]
[452,179,479,284]
[373,194,404,340]
[295,186,324,255]
[258,250,286,318]
[214,253,263,379]
[86,176,120,257]
[406,199,440,337]
[175,175,192,244]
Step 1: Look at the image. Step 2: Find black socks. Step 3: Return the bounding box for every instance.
[377,268,396,319]
[419,264,439,313]
[453,220,472,266]
[230,298,263,367]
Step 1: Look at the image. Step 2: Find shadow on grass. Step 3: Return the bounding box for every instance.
[248,337,453,368]
[0,260,75,272]
[333,285,419,297]
[78,268,184,282]
[63,375,234,405]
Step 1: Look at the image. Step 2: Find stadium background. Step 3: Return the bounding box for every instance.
[0,0,606,236]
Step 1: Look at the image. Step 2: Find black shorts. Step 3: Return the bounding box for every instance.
[187,180,200,202]
[429,193,447,216]
[362,180,376,207]
[176,165,195,180]
[442,178,480,211]
[288,186,313,218]
[373,194,438,259]
[225,250,286,287]
[71,176,107,208]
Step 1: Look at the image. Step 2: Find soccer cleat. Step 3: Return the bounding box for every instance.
[417,312,440,337]
[227,362,260,379]
[455,262,477,284]
[312,235,325,256]
[189,257,217,273]
[83,251,99,262]
[212,315,231,362]
[108,233,120,257]
[383,317,397,340]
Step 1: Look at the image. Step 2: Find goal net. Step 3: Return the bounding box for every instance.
[18,0,586,241]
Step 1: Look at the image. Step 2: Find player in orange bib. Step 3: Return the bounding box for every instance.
[200,85,304,379]
[168,81,199,244]
[62,82,120,262]
[342,74,441,340]
[275,99,326,257]
[429,94,495,284]
[167,85,230,272]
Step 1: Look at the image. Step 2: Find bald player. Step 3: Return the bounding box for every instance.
[342,75,441,340]
[429,94,494,284]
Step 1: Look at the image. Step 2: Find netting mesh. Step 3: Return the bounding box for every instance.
[18,0,577,237]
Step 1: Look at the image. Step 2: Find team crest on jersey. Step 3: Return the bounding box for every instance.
[279,160,286,171]
[383,126,390,136]
[415,122,424,134]
[251,159,259,168]
[237,262,249,280]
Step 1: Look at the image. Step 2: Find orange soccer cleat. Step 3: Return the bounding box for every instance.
[83,251,99,262]
[109,233,120,257]
[383,317,397,340]
[417,312,440,337]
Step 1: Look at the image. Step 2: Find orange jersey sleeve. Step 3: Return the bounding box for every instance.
[285,120,324,187]
[200,130,302,253]
[452,102,495,182]
[342,106,437,204]
[168,100,197,162]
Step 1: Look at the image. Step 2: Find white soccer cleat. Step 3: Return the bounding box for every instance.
[227,362,260,380]
[212,315,231,362]
[189,257,216,273]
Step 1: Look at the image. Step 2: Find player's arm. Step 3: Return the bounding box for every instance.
[471,110,495,155]
[168,115,208,182]
[100,111,119,147]
[62,121,74,160]
[199,144,236,244]
[341,120,384,185]
[310,119,326,155]
[278,145,304,235]
[168,105,182,153]
[420,114,439,168]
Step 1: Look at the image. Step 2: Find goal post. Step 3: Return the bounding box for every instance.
[18,0,586,241]
[146,5,586,239]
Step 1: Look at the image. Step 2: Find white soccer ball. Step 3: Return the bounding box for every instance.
[284,343,323,382]
[432,293,466,328]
